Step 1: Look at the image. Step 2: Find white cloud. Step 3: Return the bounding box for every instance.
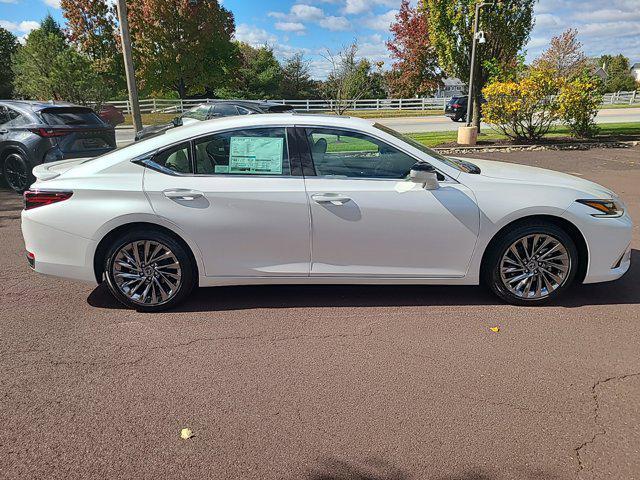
[0,19,40,33]
[290,4,324,21]
[343,0,398,15]
[318,15,350,31]
[0,0,19,4]
[269,3,350,32]
[275,21,306,33]
[42,0,61,8]
[362,9,398,31]
[234,23,277,46]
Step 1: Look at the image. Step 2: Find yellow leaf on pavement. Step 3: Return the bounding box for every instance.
[180,428,194,440]
[490,326,500,333]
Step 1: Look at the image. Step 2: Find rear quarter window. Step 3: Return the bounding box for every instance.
[41,108,103,126]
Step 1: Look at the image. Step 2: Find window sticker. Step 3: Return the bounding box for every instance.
[229,136,284,174]
[214,165,230,173]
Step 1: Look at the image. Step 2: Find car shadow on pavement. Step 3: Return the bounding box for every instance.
[87,250,639,312]
[305,458,562,480]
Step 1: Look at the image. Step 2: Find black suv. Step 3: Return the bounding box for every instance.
[0,101,116,192]
[135,100,296,141]
[444,96,468,122]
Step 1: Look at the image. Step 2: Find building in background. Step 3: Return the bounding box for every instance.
[435,78,466,98]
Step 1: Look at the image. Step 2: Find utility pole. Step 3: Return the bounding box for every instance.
[466,1,491,127]
[115,0,143,133]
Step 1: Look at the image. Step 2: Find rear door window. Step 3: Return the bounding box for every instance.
[41,108,103,126]
[152,142,193,174]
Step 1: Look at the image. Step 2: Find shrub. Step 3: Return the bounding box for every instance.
[558,74,602,139]
[482,68,561,142]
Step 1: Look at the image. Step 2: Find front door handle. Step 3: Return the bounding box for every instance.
[312,193,352,206]
[0,129,8,134]
[163,189,204,201]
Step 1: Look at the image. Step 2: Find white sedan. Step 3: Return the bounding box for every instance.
[21,114,632,311]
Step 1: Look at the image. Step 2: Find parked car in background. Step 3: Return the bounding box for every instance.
[22,114,631,311]
[444,96,487,122]
[98,104,125,126]
[445,96,468,122]
[0,101,116,193]
[134,100,296,141]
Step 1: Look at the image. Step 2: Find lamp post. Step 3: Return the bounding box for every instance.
[466,1,492,127]
[115,0,143,133]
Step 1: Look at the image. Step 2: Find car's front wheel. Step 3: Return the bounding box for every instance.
[483,222,579,305]
[2,152,34,193]
[104,230,196,312]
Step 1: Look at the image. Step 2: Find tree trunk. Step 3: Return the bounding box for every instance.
[177,78,186,99]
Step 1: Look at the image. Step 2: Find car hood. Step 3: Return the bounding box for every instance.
[458,157,616,199]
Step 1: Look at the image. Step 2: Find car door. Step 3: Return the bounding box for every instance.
[301,127,480,278]
[143,126,311,278]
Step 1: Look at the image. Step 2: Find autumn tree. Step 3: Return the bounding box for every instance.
[280,53,318,99]
[61,0,125,95]
[425,0,536,129]
[534,28,587,79]
[0,28,19,98]
[127,0,236,98]
[386,0,440,97]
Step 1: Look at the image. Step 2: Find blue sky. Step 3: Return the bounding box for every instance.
[1,0,639,78]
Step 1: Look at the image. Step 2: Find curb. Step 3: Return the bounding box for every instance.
[433,141,638,154]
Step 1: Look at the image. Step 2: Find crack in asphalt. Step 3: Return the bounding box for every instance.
[574,371,640,476]
[0,324,378,374]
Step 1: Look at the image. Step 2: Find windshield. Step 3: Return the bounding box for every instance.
[373,123,480,174]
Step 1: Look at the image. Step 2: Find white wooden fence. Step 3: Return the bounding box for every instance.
[105,91,640,115]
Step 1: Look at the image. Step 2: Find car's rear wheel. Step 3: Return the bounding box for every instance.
[2,152,33,193]
[104,230,196,312]
[483,222,579,305]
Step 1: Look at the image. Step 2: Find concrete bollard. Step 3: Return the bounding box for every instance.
[457,126,478,146]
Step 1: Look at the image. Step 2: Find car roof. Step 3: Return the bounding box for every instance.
[0,100,90,112]
[196,100,293,109]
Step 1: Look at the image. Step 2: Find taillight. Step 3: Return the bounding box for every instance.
[28,128,73,138]
[452,103,461,108]
[23,190,73,210]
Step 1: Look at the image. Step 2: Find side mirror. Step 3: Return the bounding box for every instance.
[172,117,183,127]
[410,163,440,190]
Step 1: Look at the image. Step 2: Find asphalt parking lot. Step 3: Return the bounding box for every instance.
[1,146,639,480]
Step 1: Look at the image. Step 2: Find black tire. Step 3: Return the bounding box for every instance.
[2,152,34,193]
[104,229,196,312]
[482,222,579,306]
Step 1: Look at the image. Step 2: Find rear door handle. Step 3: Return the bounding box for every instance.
[163,189,204,201]
[312,193,352,206]
[0,129,8,134]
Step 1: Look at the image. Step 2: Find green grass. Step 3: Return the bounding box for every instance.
[599,103,640,109]
[408,122,640,147]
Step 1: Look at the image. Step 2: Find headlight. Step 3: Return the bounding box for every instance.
[577,199,624,217]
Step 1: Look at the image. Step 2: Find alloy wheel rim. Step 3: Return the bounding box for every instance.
[499,234,570,299]
[4,154,28,191]
[112,240,182,306]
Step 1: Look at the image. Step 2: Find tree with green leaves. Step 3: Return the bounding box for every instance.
[323,42,385,114]
[216,43,283,99]
[425,0,536,129]
[0,28,19,98]
[13,21,107,104]
[597,54,636,93]
[127,0,236,98]
[61,0,126,96]
[40,13,65,39]
[280,53,317,99]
